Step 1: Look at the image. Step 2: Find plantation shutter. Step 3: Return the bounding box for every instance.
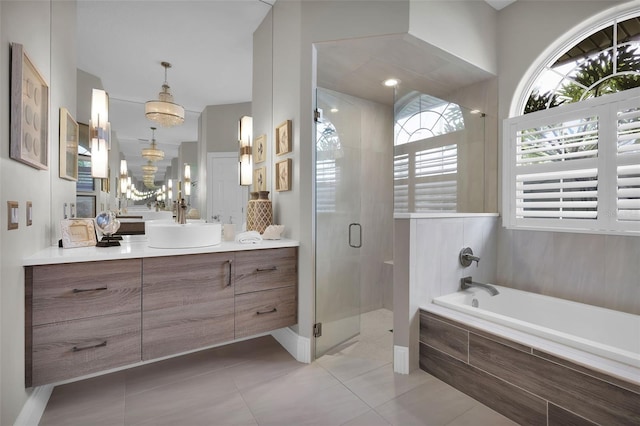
[616,102,640,227]
[504,87,640,233]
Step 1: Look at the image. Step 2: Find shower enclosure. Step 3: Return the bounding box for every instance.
[314,87,394,358]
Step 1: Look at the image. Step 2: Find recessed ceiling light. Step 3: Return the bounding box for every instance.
[330,108,339,113]
[383,78,399,87]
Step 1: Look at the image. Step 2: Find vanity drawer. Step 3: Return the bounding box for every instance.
[235,285,297,338]
[30,311,141,386]
[30,259,142,325]
[234,247,297,294]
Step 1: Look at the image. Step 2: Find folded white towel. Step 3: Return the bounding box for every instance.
[235,230,262,244]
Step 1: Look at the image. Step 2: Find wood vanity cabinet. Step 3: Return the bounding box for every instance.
[142,253,235,360]
[25,259,142,387]
[25,245,298,386]
[234,247,298,338]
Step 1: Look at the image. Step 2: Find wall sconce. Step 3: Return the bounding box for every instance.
[126,176,132,199]
[238,115,253,186]
[90,88,111,179]
[184,163,191,196]
[119,159,128,196]
[167,179,173,202]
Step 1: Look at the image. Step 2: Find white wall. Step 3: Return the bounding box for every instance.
[0,1,76,424]
[496,1,640,315]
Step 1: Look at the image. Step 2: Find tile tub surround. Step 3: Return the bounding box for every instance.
[419,310,640,426]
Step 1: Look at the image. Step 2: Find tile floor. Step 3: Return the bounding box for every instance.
[40,309,516,425]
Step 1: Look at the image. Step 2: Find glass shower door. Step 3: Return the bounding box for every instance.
[315,88,362,357]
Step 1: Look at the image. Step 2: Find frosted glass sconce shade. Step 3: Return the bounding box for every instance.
[238,115,253,186]
[90,89,110,178]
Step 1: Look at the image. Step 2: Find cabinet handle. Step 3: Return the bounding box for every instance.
[256,307,277,315]
[72,341,107,352]
[72,287,108,294]
[256,266,277,272]
[226,259,233,287]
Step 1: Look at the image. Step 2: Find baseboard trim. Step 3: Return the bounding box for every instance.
[394,345,409,374]
[13,384,54,426]
[271,327,311,363]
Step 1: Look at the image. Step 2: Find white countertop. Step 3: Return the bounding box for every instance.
[23,235,300,266]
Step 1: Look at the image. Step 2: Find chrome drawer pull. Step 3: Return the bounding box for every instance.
[72,341,107,352]
[256,266,278,272]
[256,307,277,315]
[72,287,108,293]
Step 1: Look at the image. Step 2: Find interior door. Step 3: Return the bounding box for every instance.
[315,88,362,357]
[207,152,248,226]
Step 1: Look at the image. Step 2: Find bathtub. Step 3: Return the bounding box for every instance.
[430,285,639,382]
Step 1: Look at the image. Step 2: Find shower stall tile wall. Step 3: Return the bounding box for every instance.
[420,311,640,426]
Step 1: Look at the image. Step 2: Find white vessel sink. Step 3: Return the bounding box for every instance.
[146,221,222,249]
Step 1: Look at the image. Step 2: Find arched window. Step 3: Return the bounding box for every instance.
[394,92,464,212]
[395,93,465,144]
[524,14,640,114]
[504,10,640,234]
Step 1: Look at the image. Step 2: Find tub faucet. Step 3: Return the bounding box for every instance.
[459,247,480,267]
[461,276,499,296]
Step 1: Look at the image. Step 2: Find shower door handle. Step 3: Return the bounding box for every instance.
[348,223,362,248]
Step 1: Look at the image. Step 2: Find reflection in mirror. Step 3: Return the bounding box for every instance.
[393,91,486,213]
[70,1,273,221]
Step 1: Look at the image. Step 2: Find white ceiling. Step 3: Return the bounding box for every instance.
[77,0,510,182]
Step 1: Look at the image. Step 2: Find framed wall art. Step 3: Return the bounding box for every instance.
[59,107,79,181]
[10,43,49,170]
[253,134,267,163]
[253,166,267,191]
[275,158,292,192]
[275,120,292,156]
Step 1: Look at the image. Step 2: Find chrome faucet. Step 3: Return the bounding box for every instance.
[459,247,480,267]
[461,276,499,296]
[176,198,187,224]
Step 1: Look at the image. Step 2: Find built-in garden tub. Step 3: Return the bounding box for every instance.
[420,285,640,425]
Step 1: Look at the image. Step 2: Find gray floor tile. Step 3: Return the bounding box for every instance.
[130,391,257,426]
[40,372,126,426]
[343,364,433,408]
[445,404,518,426]
[341,409,392,426]
[374,378,478,426]
[124,367,238,425]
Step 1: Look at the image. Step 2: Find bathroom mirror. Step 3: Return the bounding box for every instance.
[52,1,273,219]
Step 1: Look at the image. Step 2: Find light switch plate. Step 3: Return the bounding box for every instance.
[7,201,18,230]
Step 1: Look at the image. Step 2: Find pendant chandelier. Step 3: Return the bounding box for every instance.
[141,160,158,176]
[142,127,164,162]
[145,62,185,128]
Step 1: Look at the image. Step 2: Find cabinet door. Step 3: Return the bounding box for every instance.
[235,247,297,294]
[142,253,235,360]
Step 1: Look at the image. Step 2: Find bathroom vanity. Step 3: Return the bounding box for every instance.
[23,237,299,387]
